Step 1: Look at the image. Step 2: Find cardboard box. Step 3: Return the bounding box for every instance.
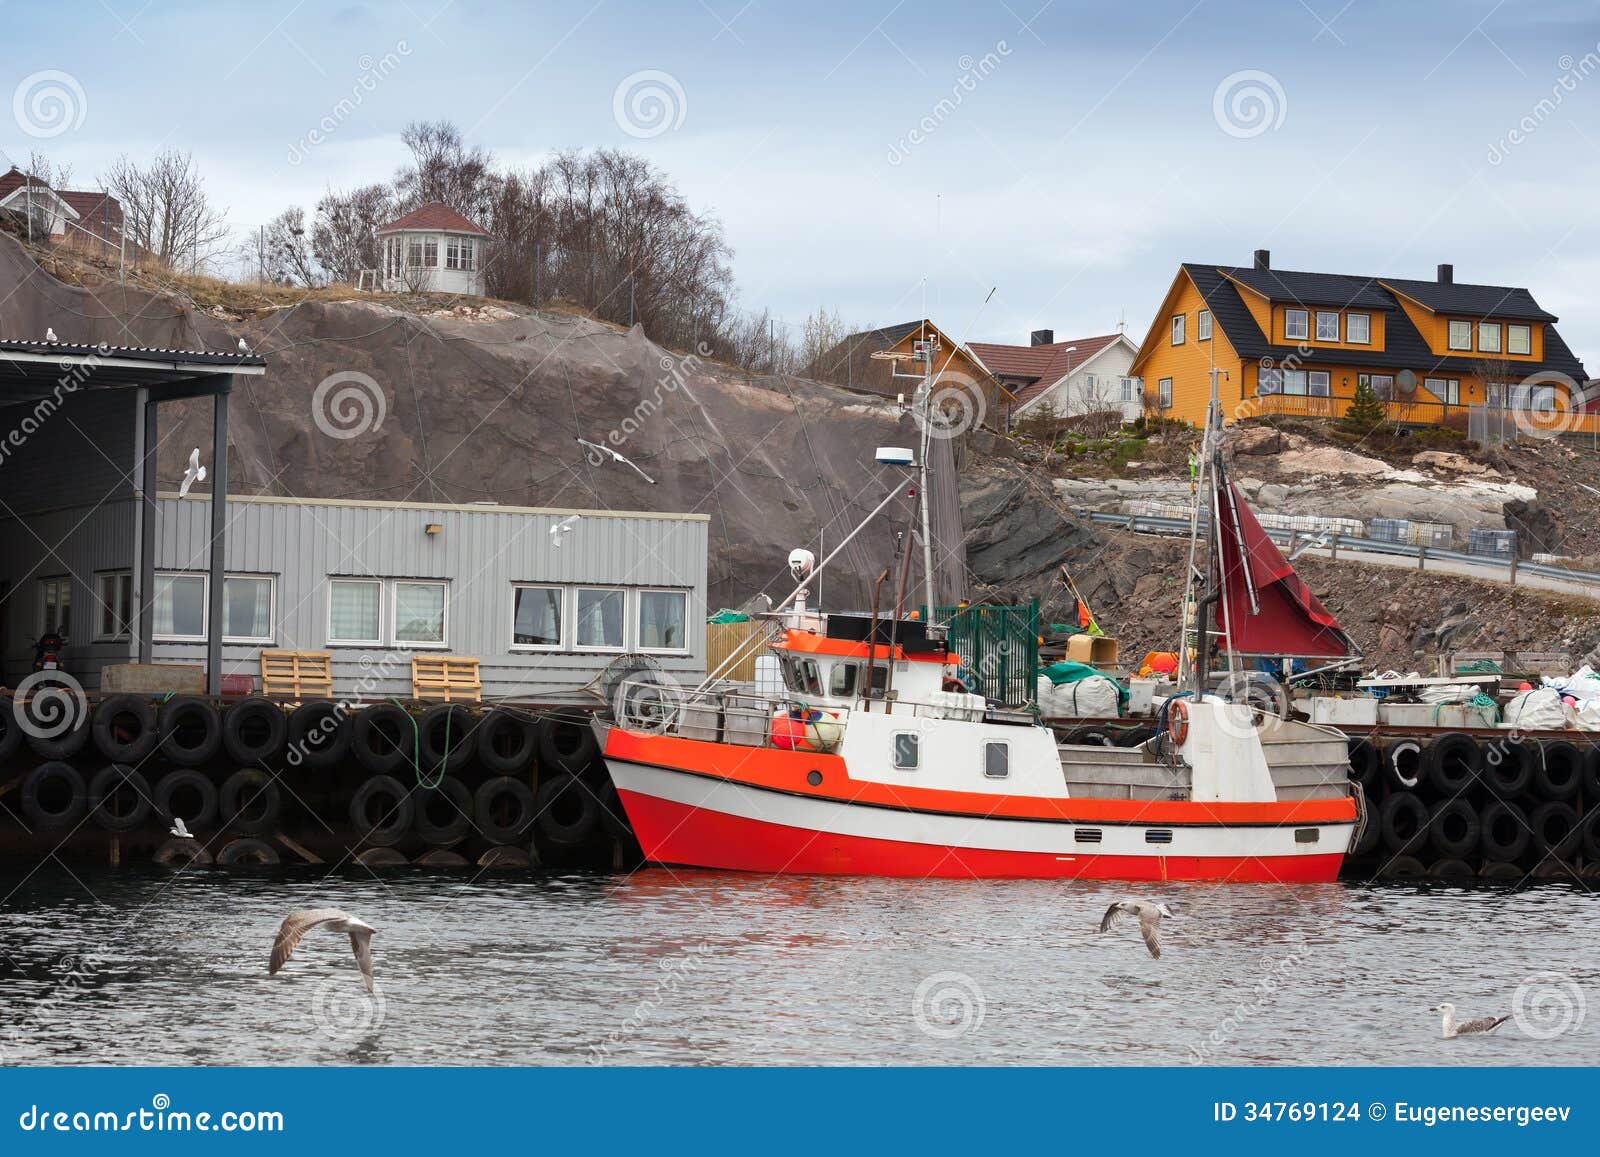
[1066,634,1119,668]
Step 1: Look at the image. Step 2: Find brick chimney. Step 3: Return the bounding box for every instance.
[1253,249,1271,270]
[1437,263,1453,284]
[1030,328,1054,346]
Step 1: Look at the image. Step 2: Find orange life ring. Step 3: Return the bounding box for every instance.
[1168,700,1190,745]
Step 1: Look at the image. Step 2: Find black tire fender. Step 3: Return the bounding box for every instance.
[540,710,599,775]
[534,772,602,847]
[215,838,280,866]
[158,695,224,767]
[1483,737,1535,798]
[1379,791,1428,855]
[219,769,283,836]
[20,761,88,832]
[1346,739,1381,790]
[418,704,477,774]
[1479,800,1531,861]
[1532,740,1583,802]
[351,702,415,774]
[154,769,219,829]
[87,764,153,833]
[1424,733,1482,795]
[348,774,412,847]
[1427,798,1480,859]
[92,694,159,763]
[473,776,537,844]
[477,708,540,775]
[1528,800,1582,858]
[1384,739,1424,790]
[288,701,352,769]
[412,775,474,846]
[222,697,288,766]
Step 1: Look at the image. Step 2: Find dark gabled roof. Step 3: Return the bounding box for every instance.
[1223,266,1392,310]
[1379,277,1556,322]
[1181,263,1588,383]
[838,320,925,348]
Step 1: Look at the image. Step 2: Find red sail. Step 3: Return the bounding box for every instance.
[1214,482,1350,658]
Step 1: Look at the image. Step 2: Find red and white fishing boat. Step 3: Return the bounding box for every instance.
[602,376,1362,882]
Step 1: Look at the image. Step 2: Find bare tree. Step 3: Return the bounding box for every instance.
[102,149,230,270]
[261,207,320,286]
[394,120,495,223]
[794,307,853,377]
[312,184,392,285]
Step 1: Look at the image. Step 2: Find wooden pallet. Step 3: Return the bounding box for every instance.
[411,655,482,702]
[259,650,334,699]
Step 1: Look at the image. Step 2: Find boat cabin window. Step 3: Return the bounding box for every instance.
[828,661,889,699]
[983,741,1010,779]
[781,657,824,697]
[892,731,920,770]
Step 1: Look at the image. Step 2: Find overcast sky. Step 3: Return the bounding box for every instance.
[6,0,1600,362]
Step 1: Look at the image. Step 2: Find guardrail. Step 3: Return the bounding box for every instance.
[1081,510,1600,595]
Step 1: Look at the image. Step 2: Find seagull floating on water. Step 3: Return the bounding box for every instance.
[1432,1003,1508,1039]
[1100,899,1174,958]
[169,817,192,839]
[270,909,376,992]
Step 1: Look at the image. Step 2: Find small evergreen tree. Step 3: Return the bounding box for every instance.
[1342,378,1385,433]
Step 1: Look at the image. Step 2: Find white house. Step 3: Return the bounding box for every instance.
[376,202,490,296]
[969,330,1142,425]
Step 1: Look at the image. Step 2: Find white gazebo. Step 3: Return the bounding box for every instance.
[375,202,490,296]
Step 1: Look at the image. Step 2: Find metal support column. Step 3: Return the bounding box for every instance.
[206,380,231,695]
[138,399,159,664]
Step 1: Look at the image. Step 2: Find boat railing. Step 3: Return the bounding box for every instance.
[626,685,853,752]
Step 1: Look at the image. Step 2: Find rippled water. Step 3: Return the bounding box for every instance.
[0,865,1594,1066]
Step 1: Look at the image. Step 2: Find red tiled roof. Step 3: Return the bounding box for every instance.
[58,190,122,227]
[377,202,489,235]
[968,333,1125,408]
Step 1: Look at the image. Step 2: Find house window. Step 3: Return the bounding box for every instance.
[223,576,275,643]
[1157,378,1173,408]
[1308,371,1331,397]
[1315,311,1340,341]
[575,587,625,650]
[1346,312,1371,344]
[1284,309,1309,341]
[393,581,447,647]
[39,576,71,637]
[1364,373,1395,400]
[1478,322,1501,353]
[1120,377,1140,402]
[1283,370,1308,395]
[97,572,132,640]
[892,731,920,770]
[1447,319,1472,350]
[983,741,1010,779]
[1424,377,1461,405]
[1258,367,1282,395]
[638,589,689,652]
[446,237,475,272]
[512,584,563,648]
[1508,324,1532,355]
[422,237,438,267]
[153,573,206,641]
[1170,314,1185,345]
[1197,309,1212,340]
[329,579,382,644]
[406,239,424,268]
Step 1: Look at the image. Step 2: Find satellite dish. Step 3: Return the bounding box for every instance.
[1396,369,1417,395]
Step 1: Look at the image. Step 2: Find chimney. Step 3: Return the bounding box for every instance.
[1030,328,1054,346]
[1437,263,1453,284]
[1253,249,1271,270]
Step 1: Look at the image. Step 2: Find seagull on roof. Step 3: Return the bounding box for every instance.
[1431,1003,1509,1039]
[1100,899,1174,958]
[45,327,58,343]
[270,909,377,992]
[237,337,251,354]
[577,437,656,484]
[550,514,580,546]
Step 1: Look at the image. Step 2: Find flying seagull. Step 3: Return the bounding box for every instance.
[550,514,580,546]
[269,909,376,992]
[577,437,656,484]
[178,449,207,498]
[169,817,192,839]
[1432,1003,1509,1039]
[1100,899,1174,958]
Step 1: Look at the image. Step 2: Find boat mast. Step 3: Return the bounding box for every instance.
[915,354,938,625]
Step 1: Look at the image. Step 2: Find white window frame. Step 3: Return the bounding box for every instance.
[1508,324,1532,355]
[1447,319,1472,351]
[1258,367,1282,395]
[96,570,132,641]
[1346,312,1371,344]
[1478,322,1501,353]
[892,731,920,770]
[1284,309,1309,341]
[1315,311,1340,341]
[510,583,565,651]
[636,588,691,655]
[222,574,277,645]
[1157,377,1173,408]
[1170,314,1185,345]
[153,571,208,643]
[327,578,384,646]
[1197,309,1212,340]
[1283,369,1308,396]
[391,580,449,650]
[1308,371,1331,397]
[38,575,71,637]
[573,586,628,653]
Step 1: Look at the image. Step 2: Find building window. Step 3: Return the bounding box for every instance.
[422,237,438,267]
[329,579,382,645]
[892,731,920,769]
[446,236,475,272]
[1478,322,1501,353]
[512,585,563,648]
[1508,324,1532,355]
[1346,312,1370,344]
[1283,369,1308,395]
[406,239,425,268]
[1284,309,1309,341]
[153,573,206,641]
[1157,377,1173,408]
[39,576,71,637]
[638,589,688,652]
[1369,374,1395,399]
[983,741,1010,779]
[223,576,275,643]
[97,572,132,640]
[1315,311,1340,341]
[1425,377,1461,405]
[1120,377,1140,402]
[1170,314,1185,345]
[1447,319,1472,350]
[575,587,626,650]
[393,581,447,647]
[1197,309,1212,340]
[1258,367,1282,394]
[1308,371,1331,397]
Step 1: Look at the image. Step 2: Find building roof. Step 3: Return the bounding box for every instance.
[377,202,490,235]
[1379,277,1557,322]
[0,338,266,403]
[968,333,1127,408]
[1178,263,1588,383]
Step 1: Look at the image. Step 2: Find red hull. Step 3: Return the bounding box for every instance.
[618,789,1347,882]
